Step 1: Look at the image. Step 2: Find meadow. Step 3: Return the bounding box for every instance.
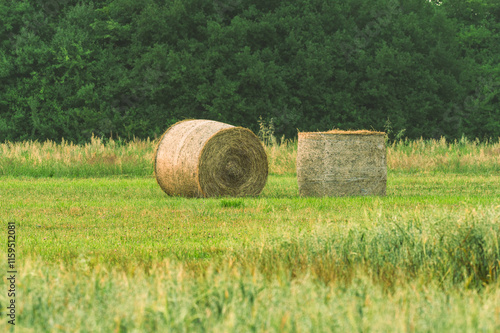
[0,137,499,332]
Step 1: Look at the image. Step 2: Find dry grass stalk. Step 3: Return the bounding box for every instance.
[154,120,268,197]
[297,130,386,197]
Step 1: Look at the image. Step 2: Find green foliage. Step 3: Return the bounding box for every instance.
[0,0,499,143]
[257,116,278,146]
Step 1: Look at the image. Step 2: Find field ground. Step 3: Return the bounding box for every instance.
[0,138,499,331]
[0,170,499,332]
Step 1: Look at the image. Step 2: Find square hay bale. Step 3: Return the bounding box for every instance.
[297,130,386,197]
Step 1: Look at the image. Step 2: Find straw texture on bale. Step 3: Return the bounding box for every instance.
[154,120,268,198]
[297,130,386,197]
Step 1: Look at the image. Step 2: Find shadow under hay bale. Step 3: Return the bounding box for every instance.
[154,120,268,198]
[297,130,386,197]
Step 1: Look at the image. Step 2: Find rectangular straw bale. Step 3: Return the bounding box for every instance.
[297,130,386,197]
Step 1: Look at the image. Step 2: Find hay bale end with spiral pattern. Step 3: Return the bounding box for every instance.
[154,120,268,198]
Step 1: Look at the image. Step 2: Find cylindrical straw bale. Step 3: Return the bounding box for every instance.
[154,120,268,198]
[297,130,386,197]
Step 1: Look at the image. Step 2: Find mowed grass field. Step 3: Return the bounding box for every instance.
[0,137,499,332]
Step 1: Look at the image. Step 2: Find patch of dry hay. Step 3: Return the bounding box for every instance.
[297,131,386,197]
[154,120,268,198]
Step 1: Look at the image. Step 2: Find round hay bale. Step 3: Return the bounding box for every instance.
[297,130,386,197]
[154,120,268,198]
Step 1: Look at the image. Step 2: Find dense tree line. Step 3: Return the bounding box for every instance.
[0,0,498,143]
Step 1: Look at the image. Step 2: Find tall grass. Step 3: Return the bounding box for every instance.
[234,207,500,289]
[388,136,500,173]
[8,256,499,332]
[0,135,154,177]
[0,136,498,177]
